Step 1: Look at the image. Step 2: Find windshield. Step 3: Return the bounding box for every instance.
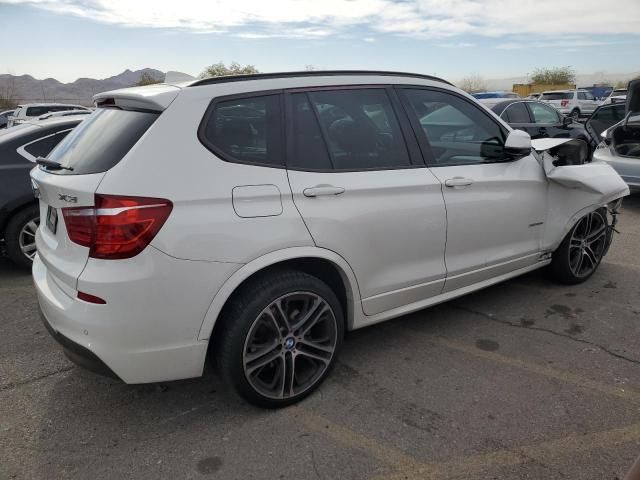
[47,108,159,175]
[540,92,572,100]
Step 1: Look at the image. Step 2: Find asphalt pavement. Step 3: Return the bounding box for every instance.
[1,194,639,480]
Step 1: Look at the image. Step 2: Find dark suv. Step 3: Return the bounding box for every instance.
[0,116,84,267]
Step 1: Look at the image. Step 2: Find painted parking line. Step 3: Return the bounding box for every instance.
[378,421,640,480]
[294,406,640,480]
[434,337,640,403]
[291,406,423,473]
[291,336,640,480]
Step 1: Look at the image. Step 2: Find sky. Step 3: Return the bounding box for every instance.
[1,0,639,83]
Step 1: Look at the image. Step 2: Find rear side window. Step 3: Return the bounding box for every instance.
[201,94,283,167]
[291,89,411,170]
[47,108,158,175]
[540,92,572,100]
[502,103,530,123]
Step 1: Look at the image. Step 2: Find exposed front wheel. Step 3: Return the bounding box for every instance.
[5,205,40,268]
[549,209,609,284]
[215,270,344,408]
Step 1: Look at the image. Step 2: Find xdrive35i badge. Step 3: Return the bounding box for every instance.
[58,194,78,203]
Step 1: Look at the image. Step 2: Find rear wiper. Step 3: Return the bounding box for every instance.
[36,157,74,171]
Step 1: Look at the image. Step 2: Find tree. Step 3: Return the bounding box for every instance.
[135,72,162,86]
[199,62,259,79]
[0,76,17,110]
[458,74,487,93]
[530,66,575,85]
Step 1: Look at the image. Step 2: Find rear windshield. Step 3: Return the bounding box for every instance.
[47,108,158,175]
[540,92,572,100]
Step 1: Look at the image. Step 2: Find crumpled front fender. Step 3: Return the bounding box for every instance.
[532,138,630,251]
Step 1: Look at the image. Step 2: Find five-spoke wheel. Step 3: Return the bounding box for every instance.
[216,270,344,408]
[550,208,609,284]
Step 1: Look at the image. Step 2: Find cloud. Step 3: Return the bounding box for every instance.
[4,0,640,39]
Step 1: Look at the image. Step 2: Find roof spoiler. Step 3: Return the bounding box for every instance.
[93,84,181,111]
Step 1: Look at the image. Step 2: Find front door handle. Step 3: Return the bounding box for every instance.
[303,185,346,197]
[444,177,473,189]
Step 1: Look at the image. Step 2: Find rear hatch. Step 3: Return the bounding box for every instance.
[31,106,162,292]
[540,92,572,109]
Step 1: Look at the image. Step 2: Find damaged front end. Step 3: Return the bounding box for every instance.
[531,137,630,252]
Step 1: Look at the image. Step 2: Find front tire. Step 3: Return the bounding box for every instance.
[549,209,609,284]
[5,205,39,268]
[215,269,344,408]
[570,108,580,121]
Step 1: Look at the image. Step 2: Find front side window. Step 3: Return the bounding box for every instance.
[578,92,587,100]
[202,94,283,167]
[302,89,411,170]
[530,102,561,124]
[401,88,507,166]
[502,103,530,123]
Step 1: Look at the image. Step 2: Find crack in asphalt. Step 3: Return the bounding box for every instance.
[453,304,640,366]
[0,366,74,392]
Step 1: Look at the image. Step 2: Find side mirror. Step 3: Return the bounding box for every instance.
[504,129,531,159]
[562,116,573,126]
[549,138,589,166]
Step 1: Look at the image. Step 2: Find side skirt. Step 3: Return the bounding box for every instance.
[354,259,551,330]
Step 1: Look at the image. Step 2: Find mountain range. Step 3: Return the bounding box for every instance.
[0,68,165,106]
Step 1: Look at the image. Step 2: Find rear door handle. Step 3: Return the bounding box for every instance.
[444,177,473,188]
[303,185,346,197]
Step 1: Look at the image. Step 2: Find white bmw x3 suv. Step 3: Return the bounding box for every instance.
[31,71,629,407]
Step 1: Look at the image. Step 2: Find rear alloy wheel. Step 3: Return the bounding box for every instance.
[570,108,580,121]
[216,270,344,408]
[5,205,40,268]
[550,209,609,284]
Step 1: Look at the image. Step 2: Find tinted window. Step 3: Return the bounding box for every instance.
[502,103,530,123]
[25,106,51,117]
[303,89,411,170]
[540,92,572,100]
[402,88,507,166]
[588,104,627,139]
[577,92,586,100]
[0,124,74,164]
[530,102,560,124]
[585,92,595,100]
[288,93,332,170]
[48,108,158,175]
[23,130,70,158]
[203,95,283,167]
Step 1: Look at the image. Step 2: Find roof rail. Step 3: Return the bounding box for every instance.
[188,70,453,87]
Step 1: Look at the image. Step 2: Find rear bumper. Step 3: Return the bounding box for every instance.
[39,307,120,380]
[33,246,241,383]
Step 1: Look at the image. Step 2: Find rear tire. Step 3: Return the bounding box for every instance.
[549,209,609,285]
[215,269,344,408]
[5,205,39,268]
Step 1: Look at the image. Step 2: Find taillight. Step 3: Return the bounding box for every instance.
[62,194,172,259]
[560,100,569,107]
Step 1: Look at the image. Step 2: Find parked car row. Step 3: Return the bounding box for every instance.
[23,71,631,408]
[0,114,88,266]
[1,103,91,129]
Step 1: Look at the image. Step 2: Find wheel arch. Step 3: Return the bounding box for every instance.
[198,247,362,342]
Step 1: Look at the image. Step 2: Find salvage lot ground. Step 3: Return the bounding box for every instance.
[1,195,639,480]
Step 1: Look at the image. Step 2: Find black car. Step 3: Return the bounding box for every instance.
[0,116,84,267]
[488,99,595,152]
[584,102,627,145]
